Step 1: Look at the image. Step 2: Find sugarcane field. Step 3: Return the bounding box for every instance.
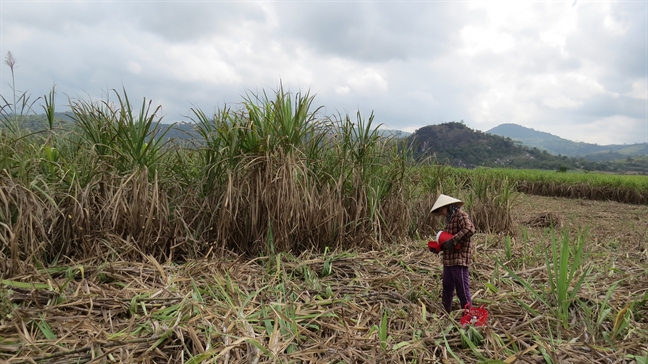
[1,87,647,363]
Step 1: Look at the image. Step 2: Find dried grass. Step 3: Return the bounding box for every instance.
[518,180,648,205]
[0,194,646,363]
[524,212,564,228]
[0,173,55,276]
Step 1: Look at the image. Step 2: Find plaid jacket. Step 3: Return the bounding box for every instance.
[442,209,475,267]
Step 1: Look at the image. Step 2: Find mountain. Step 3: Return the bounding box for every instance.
[379,129,411,138]
[487,123,648,161]
[407,121,608,171]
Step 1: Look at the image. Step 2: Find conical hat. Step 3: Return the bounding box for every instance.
[430,194,463,214]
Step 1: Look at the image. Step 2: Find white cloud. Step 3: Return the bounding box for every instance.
[540,31,566,49]
[603,15,630,35]
[626,79,648,100]
[528,73,606,110]
[335,85,350,95]
[554,116,646,144]
[163,42,241,85]
[540,30,569,57]
[347,70,388,94]
[542,97,582,109]
[460,26,515,55]
[3,24,34,45]
[127,61,142,75]
[0,0,645,145]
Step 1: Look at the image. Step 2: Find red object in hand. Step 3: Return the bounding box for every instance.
[428,240,441,253]
[436,231,461,250]
[428,231,463,253]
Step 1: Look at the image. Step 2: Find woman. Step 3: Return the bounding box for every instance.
[430,194,476,313]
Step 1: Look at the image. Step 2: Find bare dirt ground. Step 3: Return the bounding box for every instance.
[509,193,648,269]
[513,194,648,244]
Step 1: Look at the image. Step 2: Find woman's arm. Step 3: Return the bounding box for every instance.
[450,210,475,244]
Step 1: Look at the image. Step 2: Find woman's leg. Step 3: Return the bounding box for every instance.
[442,266,455,312]
[454,266,472,310]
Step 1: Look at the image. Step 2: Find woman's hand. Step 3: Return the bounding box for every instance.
[442,240,455,251]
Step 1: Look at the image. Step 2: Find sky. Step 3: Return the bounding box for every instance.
[0,0,646,146]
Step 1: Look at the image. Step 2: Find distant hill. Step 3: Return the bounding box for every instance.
[379,129,411,138]
[407,121,607,171]
[1,112,200,142]
[487,123,648,161]
[5,113,646,173]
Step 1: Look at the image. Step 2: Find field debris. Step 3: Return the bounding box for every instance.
[524,212,564,228]
[0,195,646,363]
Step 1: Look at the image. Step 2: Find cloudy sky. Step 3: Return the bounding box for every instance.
[1,0,646,145]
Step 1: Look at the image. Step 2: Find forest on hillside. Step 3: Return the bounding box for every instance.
[407,122,646,174]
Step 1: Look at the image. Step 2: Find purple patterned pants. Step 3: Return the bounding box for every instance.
[442,265,472,312]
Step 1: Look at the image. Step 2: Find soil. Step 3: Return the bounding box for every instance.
[512,194,648,258]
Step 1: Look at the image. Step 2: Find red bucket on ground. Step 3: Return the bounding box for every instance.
[460,304,488,327]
